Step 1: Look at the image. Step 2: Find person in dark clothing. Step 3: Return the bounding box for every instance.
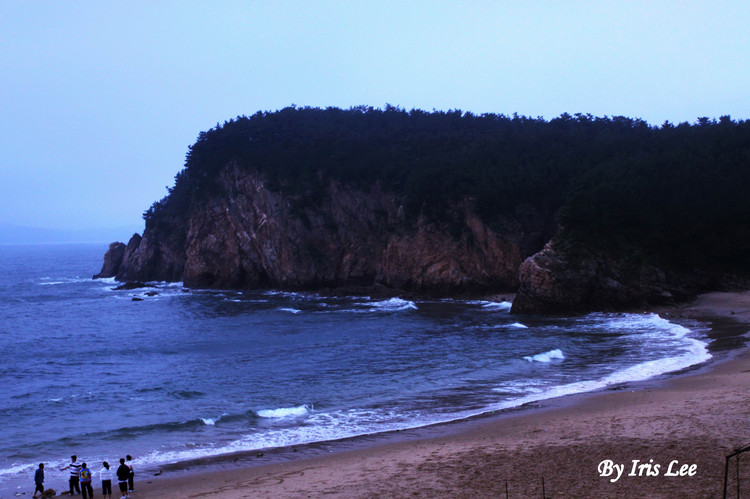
[32,463,44,498]
[116,458,130,498]
[61,455,81,495]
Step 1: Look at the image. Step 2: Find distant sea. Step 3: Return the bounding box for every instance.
[0,244,713,496]
[0,224,142,245]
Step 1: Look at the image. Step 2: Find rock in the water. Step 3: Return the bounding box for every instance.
[93,242,126,279]
[114,281,154,290]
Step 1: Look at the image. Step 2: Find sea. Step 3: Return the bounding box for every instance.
[0,243,719,496]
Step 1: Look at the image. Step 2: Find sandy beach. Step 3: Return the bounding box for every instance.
[124,292,750,498]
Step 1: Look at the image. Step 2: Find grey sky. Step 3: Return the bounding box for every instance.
[2,1,749,230]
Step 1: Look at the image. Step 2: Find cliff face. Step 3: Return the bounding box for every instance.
[93,163,744,311]
[97,164,550,295]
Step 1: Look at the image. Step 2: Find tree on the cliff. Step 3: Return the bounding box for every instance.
[143,106,750,277]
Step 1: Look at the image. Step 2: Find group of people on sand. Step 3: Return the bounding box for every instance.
[33,454,135,499]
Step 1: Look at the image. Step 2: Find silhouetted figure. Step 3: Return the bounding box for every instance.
[32,463,44,498]
[116,458,130,498]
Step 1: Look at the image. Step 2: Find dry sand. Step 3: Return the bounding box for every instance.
[128,292,750,498]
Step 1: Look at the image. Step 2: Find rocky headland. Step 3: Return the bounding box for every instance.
[95,107,750,313]
[96,164,551,297]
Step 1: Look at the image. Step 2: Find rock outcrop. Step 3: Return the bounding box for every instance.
[510,241,732,314]
[99,164,552,295]
[93,242,126,278]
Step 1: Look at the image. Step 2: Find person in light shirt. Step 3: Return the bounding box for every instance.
[100,461,113,499]
[126,454,135,493]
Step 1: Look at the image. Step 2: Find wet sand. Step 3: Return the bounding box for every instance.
[131,291,750,498]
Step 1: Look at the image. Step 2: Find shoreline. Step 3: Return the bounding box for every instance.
[125,291,750,498]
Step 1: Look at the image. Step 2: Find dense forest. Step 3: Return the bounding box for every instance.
[144,106,750,277]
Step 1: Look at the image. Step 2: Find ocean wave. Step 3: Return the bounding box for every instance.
[257,404,311,418]
[262,290,321,300]
[168,390,206,400]
[107,418,210,439]
[600,332,710,384]
[0,460,61,479]
[216,411,255,424]
[358,298,418,312]
[492,382,544,395]
[278,307,302,314]
[523,349,565,363]
[39,276,94,286]
[464,300,513,311]
[588,312,685,334]
[509,322,528,329]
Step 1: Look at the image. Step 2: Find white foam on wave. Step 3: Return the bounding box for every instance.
[509,322,528,329]
[524,348,565,362]
[127,406,419,473]
[598,315,710,384]
[257,405,310,418]
[262,290,321,300]
[0,458,69,487]
[465,300,513,311]
[360,298,417,312]
[316,297,417,314]
[506,314,711,404]
[39,276,94,286]
[200,418,216,426]
[159,281,185,288]
[0,461,38,479]
[591,312,686,335]
[492,381,545,395]
[278,307,301,314]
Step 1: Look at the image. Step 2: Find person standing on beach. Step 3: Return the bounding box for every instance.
[79,462,94,499]
[100,461,113,499]
[116,458,130,498]
[32,463,44,498]
[125,454,134,493]
[61,455,81,495]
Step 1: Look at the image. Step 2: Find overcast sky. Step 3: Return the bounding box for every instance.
[2,1,749,231]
